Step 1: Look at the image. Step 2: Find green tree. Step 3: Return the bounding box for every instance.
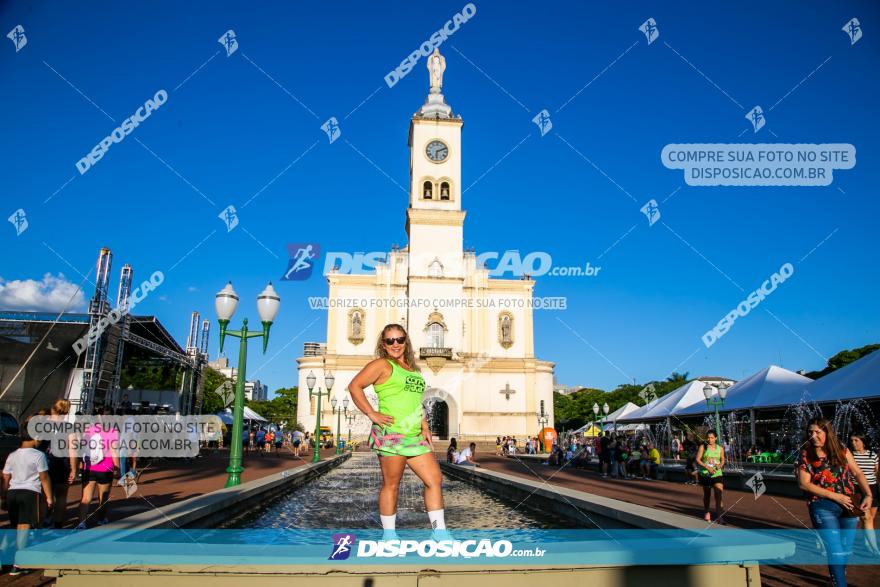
[244,386,299,426]
[200,367,230,414]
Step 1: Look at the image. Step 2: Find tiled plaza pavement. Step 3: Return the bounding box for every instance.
[0,446,338,584]
[472,453,879,587]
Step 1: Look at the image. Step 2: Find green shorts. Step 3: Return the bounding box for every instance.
[369,424,431,457]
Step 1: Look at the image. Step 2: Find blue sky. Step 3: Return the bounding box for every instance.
[2,1,878,396]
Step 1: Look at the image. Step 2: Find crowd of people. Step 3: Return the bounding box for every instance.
[495,435,543,456]
[485,420,878,586]
[2,389,878,585]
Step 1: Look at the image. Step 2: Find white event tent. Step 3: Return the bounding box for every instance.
[570,402,642,433]
[804,350,880,404]
[619,381,709,422]
[674,366,812,416]
[243,406,268,422]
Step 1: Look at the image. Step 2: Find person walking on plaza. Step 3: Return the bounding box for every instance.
[46,400,76,528]
[614,437,629,479]
[849,432,879,555]
[349,324,449,541]
[599,431,611,478]
[684,439,699,485]
[292,429,304,457]
[671,435,681,460]
[1,418,54,575]
[696,431,725,522]
[798,419,872,586]
[76,409,119,529]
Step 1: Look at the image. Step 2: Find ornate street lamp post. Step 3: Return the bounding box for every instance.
[309,370,334,463]
[215,282,280,488]
[537,400,549,453]
[703,383,730,440]
[345,411,357,450]
[592,402,600,436]
[331,396,350,455]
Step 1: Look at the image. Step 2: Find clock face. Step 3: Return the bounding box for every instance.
[426,140,449,162]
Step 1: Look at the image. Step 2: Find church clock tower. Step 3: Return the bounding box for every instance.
[405,48,466,360]
[407,48,465,277]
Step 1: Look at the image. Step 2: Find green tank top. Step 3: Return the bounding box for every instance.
[700,444,723,477]
[373,359,426,436]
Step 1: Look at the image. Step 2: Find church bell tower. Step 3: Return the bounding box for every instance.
[406,48,465,279]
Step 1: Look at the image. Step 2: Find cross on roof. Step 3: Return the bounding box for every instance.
[500,383,516,400]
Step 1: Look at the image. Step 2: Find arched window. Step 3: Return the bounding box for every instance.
[428,323,444,348]
[429,259,443,277]
[440,182,450,200]
[423,181,433,199]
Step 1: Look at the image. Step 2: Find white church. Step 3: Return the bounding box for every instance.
[296,49,555,440]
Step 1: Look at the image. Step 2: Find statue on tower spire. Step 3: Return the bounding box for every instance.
[428,48,445,94]
[416,48,453,119]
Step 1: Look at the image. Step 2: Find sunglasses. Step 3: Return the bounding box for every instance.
[383,336,407,345]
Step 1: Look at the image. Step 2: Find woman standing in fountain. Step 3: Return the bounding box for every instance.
[798,418,872,586]
[695,430,725,522]
[349,324,449,541]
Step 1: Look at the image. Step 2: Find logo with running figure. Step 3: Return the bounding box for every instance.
[7,25,26,52]
[329,533,356,560]
[219,30,238,56]
[842,18,862,45]
[746,106,765,133]
[282,243,320,281]
[639,18,660,45]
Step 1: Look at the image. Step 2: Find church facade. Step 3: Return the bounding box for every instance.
[296,50,555,440]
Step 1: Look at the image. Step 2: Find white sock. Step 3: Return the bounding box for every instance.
[427,509,446,530]
[380,514,396,530]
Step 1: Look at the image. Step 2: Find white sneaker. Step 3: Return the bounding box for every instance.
[381,529,400,542]
[431,529,455,542]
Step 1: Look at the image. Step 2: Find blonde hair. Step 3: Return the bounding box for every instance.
[51,399,71,416]
[374,323,420,372]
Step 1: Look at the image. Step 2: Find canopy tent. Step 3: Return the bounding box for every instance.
[243,406,267,422]
[605,422,648,432]
[571,402,640,435]
[219,407,268,422]
[805,350,880,404]
[619,381,709,422]
[674,365,812,416]
[604,401,640,424]
[571,423,603,437]
[616,391,668,423]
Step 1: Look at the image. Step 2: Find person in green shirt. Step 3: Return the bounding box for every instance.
[696,430,725,522]
[349,324,449,542]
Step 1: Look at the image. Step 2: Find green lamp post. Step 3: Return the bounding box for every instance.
[215,281,280,488]
[703,383,730,440]
[308,369,333,463]
[331,396,350,455]
[537,400,549,453]
[345,411,356,450]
